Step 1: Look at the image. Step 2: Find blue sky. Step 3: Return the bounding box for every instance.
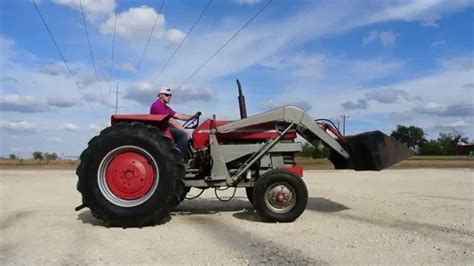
[0,0,473,158]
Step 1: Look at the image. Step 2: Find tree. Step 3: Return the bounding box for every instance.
[419,140,443,155]
[32,151,44,160]
[44,152,58,160]
[437,130,469,155]
[301,143,325,158]
[8,154,17,160]
[390,125,427,152]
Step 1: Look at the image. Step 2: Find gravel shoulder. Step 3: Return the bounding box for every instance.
[0,169,473,264]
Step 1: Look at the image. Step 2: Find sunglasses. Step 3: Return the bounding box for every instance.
[163,94,172,97]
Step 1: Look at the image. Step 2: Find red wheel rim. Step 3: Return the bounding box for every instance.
[105,151,156,200]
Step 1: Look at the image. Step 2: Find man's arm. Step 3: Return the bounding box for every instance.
[173,112,195,121]
[169,118,186,131]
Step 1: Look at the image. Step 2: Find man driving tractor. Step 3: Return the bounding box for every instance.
[150,87,196,155]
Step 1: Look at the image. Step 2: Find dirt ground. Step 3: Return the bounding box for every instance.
[0,169,472,265]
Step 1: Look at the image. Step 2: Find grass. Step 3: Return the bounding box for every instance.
[296,155,474,170]
[0,156,473,170]
[0,159,79,170]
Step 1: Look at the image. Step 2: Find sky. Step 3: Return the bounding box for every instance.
[0,0,473,158]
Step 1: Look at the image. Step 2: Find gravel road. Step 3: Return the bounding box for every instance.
[0,169,472,265]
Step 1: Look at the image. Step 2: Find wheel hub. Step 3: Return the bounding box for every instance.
[265,184,296,213]
[105,151,156,200]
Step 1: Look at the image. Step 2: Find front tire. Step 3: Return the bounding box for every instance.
[252,169,308,222]
[76,122,185,227]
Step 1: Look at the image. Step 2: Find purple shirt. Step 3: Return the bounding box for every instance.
[150,99,176,116]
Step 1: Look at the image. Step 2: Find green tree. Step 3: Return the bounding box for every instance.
[32,151,44,160]
[419,140,443,155]
[44,152,58,160]
[390,125,427,152]
[301,143,325,158]
[437,130,469,155]
[8,154,17,160]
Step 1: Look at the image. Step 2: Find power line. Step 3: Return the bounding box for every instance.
[121,0,165,112]
[149,0,214,87]
[176,0,273,89]
[79,0,105,109]
[134,0,165,78]
[110,2,117,89]
[32,0,95,112]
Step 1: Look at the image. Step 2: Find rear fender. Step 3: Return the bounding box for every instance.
[111,114,174,140]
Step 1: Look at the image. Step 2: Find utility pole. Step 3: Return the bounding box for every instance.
[340,114,349,136]
[110,83,124,115]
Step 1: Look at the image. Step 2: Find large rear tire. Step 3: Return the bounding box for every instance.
[252,169,307,222]
[76,122,185,227]
[245,187,254,204]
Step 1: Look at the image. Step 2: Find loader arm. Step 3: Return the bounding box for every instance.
[216,106,350,159]
[216,106,413,171]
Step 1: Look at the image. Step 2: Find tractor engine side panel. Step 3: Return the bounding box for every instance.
[192,119,297,150]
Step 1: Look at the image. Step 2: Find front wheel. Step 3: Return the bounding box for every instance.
[252,169,308,222]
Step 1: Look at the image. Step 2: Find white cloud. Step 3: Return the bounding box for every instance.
[367,0,474,27]
[9,146,34,152]
[233,0,263,5]
[0,94,50,113]
[59,123,80,131]
[115,63,135,74]
[448,120,469,127]
[48,137,63,143]
[413,103,474,117]
[0,120,38,130]
[462,83,474,89]
[0,120,38,135]
[365,89,409,104]
[52,0,115,18]
[99,5,185,44]
[83,92,114,108]
[76,69,109,88]
[0,76,19,84]
[440,55,474,71]
[89,123,106,131]
[342,99,368,111]
[363,30,398,47]
[39,63,66,76]
[260,54,325,79]
[46,96,77,108]
[166,29,186,44]
[261,54,403,83]
[259,100,312,112]
[124,82,213,106]
[0,36,16,62]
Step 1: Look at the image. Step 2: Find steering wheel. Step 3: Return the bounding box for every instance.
[183,111,202,129]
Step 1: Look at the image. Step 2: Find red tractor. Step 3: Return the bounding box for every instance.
[75,81,412,227]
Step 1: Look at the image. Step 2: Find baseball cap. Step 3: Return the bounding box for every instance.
[158,87,172,96]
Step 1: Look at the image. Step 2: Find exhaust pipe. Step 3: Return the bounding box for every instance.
[236,79,247,119]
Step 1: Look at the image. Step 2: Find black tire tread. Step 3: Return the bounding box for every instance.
[252,169,308,223]
[76,122,185,227]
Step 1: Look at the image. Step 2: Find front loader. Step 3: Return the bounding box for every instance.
[75,81,413,227]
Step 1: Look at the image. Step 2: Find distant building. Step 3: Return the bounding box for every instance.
[456,143,474,156]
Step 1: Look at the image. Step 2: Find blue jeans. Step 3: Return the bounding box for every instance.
[169,127,188,157]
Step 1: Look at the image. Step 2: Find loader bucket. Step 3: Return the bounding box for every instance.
[345,131,414,171]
